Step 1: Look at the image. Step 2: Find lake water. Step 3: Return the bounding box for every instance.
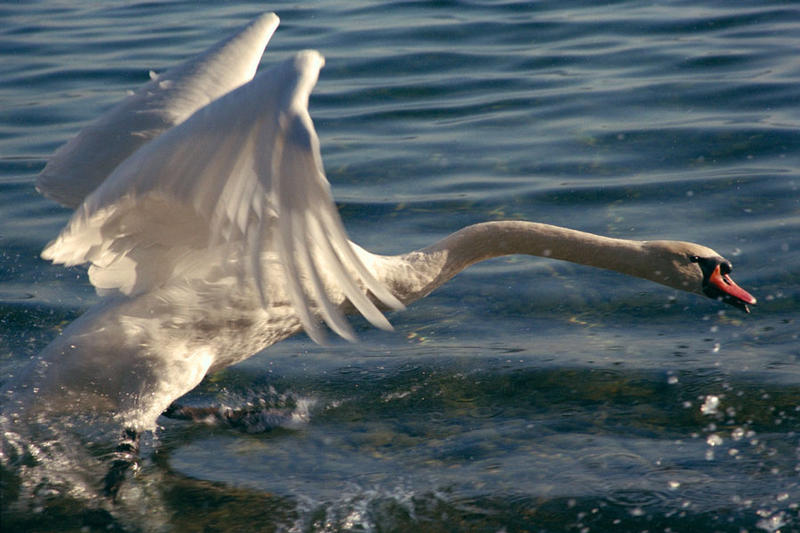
[1,1,799,531]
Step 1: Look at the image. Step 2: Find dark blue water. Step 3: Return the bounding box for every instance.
[1,1,799,531]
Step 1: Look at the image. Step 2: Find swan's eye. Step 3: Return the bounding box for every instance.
[688,255,700,263]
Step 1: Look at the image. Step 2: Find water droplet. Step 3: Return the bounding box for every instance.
[701,395,720,415]
[756,510,787,532]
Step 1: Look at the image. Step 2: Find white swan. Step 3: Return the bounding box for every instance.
[11,13,756,437]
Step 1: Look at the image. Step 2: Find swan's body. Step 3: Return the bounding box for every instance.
[8,13,755,434]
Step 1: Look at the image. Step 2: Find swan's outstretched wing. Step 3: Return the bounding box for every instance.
[42,51,404,344]
[36,12,280,208]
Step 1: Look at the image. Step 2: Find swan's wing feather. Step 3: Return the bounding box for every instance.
[43,51,403,343]
[36,12,280,208]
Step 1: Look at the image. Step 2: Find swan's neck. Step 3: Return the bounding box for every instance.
[379,221,648,304]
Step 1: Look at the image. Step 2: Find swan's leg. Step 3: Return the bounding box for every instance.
[163,402,219,421]
[102,427,140,501]
[162,402,295,432]
[163,403,251,427]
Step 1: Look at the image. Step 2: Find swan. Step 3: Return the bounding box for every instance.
[7,12,755,495]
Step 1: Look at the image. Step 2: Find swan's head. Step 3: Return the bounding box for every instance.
[642,241,757,313]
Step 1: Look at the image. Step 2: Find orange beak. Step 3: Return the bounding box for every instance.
[707,264,757,313]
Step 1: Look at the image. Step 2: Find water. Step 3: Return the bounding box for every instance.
[1,1,799,531]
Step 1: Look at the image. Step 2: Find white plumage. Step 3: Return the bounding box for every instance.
[14,12,754,433]
[37,13,280,209]
[23,13,403,429]
[40,47,402,344]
